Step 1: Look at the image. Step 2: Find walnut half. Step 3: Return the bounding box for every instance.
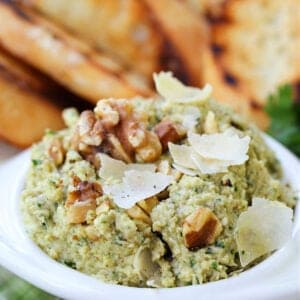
[66,178,102,224]
[183,207,222,249]
[72,99,163,163]
[154,120,186,151]
[126,196,159,225]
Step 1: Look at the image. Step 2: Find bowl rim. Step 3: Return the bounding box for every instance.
[0,134,299,300]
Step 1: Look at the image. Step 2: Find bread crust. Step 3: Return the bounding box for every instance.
[0,2,152,103]
[20,0,163,78]
[145,0,269,129]
[0,48,64,147]
[212,0,300,106]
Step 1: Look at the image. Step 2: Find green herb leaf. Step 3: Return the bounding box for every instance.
[211,261,218,271]
[265,85,300,156]
[32,159,42,166]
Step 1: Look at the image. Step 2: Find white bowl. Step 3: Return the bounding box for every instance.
[0,135,299,300]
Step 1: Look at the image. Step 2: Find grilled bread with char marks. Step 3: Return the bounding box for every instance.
[0,1,151,103]
[0,47,64,147]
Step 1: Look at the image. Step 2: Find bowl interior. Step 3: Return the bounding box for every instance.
[0,135,299,300]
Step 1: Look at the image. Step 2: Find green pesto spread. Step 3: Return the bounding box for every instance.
[22,94,296,288]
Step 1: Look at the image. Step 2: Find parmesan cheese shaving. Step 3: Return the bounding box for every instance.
[168,143,197,170]
[235,198,293,267]
[181,106,201,131]
[153,72,212,104]
[168,142,229,175]
[188,130,250,163]
[190,152,228,174]
[172,163,200,177]
[103,170,173,209]
[98,153,155,181]
[169,127,250,175]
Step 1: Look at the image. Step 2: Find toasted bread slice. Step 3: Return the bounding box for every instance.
[145,0,268,129]
[183,0,225,18]
[144,0,206,87]
[0,88,63,148]
[0,45,75,99]
[0,2,151,103]
[212,0,300,106]
[201,47,269,129]
[0,48,64,147]
[0,45,48,93]
[20,0,163,78]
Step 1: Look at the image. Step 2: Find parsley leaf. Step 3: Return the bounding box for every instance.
[265,85,300,157]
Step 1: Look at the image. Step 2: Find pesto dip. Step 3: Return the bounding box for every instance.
[22,74,296,288]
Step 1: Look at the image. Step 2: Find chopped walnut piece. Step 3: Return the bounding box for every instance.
[113,103,147,159]
[72,99,163,164]
[106,133,133,163]
[127,197,159,225]
[84,151,101,169]
[137,196,159,215]
[48,138,65,166]
[66,180,102,206]
[94,99,120,129]
[66,179,102,224]
[127,205,152,225]
[128,126,147,148]
[135,131,162,162]
[77,111,104,146]
[183,207,222,249]
[67,201,96,224]
[154,120,186,151]
[204,111,218,134]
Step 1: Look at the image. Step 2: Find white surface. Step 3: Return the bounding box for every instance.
[0,136,299,300]
[0,141,20,163]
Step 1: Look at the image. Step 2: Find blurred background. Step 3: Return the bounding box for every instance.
[0,0,299,298]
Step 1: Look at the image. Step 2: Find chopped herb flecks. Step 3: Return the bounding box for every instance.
[205,247,213,254]
[45,129,56,135]
[32,159,42,166]
[63,260,77,269]
[211,261,218,271]
[215,240,225,248]
[190,257,196,267]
